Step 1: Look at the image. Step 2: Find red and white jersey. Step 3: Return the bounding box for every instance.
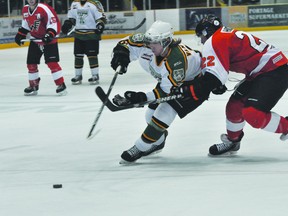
[201,27,288,84]
[21,3,60,42]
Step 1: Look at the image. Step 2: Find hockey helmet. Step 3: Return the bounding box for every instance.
[144,20,173,49]
[195,15,222,39]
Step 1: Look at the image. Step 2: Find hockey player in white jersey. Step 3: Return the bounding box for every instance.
[61,0,106,85]
[110,20,221,163]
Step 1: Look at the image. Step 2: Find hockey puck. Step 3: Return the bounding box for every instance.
[53,184,62,189]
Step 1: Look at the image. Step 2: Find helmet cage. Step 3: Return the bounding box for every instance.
[143,32,172,49]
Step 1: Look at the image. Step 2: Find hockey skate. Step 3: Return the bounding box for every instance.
[280,117,288,141]
[56,82,67,96]
[208,132,243,156]
[24,85,39,96]
[88,74,99,85]
[120,131,168,164]
[71,75,83,85]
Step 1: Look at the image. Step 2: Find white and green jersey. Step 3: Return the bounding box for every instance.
[117,33,202,101]
[68,0,105,39]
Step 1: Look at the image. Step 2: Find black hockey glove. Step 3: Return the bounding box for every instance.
[172,73,222,102]
[95,21,105,34]
[212,84,227,95]
[61,19,74,35]
[15,27,29,46]
[42,29,56,44]
[110,44,130,74]
[113,91,147,106]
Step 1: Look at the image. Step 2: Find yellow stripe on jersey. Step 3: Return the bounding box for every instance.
[166,61,178,86]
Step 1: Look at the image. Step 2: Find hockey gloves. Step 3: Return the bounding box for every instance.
[15,27,29,46]
[111,44,130,74]
[113,91,147,106]
[212,84,227,95]
[95,21,105,34]
[173,73,223,102]
[42,29,56,44]
[61,19,74,35]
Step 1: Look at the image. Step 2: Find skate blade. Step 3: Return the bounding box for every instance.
[89,81,99,85]
[57,90,68,96]
[208,151,238,157]
[71,81,82,85]
[24,91,38,96]
[119,159,137,165]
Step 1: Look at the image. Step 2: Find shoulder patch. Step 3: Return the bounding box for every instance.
[131,33,144,43]
[173,69,185,82]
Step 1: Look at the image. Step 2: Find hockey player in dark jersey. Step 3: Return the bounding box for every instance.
[110,20,206,163]
[14,0,67,96]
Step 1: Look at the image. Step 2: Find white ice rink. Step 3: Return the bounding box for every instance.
[1,31,288,216]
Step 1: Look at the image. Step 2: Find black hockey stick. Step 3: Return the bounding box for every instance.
[95,86,183,112]
[21,27,75,43]
[75,18,146,31]
[87,67,122,139]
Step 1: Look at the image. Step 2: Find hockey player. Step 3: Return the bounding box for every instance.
[61,0,106,85]
[14,0,67,96]
[110,20,205,163]
[177,15,288,156]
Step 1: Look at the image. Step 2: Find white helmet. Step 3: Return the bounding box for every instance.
[144,20,173,49]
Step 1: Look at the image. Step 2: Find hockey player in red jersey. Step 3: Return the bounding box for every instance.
[14,0,67,96]
[177,15,288,155]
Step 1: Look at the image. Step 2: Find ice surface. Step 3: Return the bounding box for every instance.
[0,31,288,216]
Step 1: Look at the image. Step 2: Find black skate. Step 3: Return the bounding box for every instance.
[56,82,67,96]
[88,74,99,85]
[24,85,39,96]
[71,75,82,85]
[209,132,243,156]
[120,131,168,164]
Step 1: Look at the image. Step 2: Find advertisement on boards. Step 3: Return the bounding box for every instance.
[248,5,288,27]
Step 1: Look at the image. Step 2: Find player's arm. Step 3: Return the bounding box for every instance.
[176,72,225,102]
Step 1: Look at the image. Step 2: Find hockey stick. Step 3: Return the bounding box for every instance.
[86,67,122,139]
[95,86,183,112]
[20,27,76,43]
[75,18,146,31]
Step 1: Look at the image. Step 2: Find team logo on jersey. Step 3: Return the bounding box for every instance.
[77,10,88,24]
[23,13,28,18]
[173,69,185,82]
[31,20,41,31]
[131,33,144,42]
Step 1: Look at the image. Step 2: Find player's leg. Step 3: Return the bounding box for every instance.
[44,43,67,95]
[209,79,251,156]
[72,38,85,84]
[85,39,100,85]
[242,65,288,140]
[120,103,176,163]
[24,42,42,96]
